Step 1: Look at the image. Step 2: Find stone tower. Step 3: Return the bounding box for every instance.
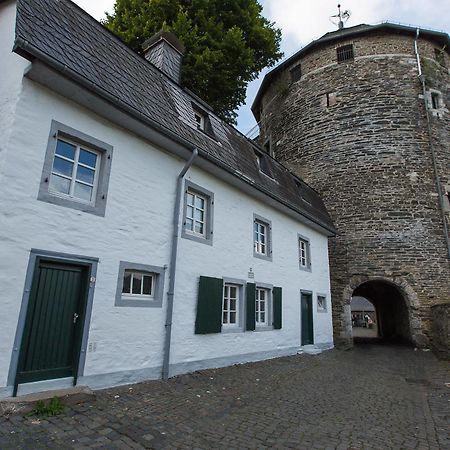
[253,23,450,351]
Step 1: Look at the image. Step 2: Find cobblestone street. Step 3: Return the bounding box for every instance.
[1,343,449,449]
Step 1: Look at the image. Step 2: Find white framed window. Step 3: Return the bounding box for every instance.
[317,294,327,312]
[255,288,269,327]
[182,181,214,245]
[222,283,240,327]
[185,190,207,236]
[49,138,101,205]
[115,262,165,308]
[298,234,311,271]
[122,270,154,300]
[193,110,205,130]
[38,121,113,217]
[253,214,272,261]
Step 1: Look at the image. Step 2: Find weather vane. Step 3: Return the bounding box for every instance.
[330,4,351,30]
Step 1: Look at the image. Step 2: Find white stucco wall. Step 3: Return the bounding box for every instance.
[0,4,333,394]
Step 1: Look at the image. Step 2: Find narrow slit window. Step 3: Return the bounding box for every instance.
[431,92,440,110]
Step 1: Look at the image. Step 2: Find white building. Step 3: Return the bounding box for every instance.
[0,0,336,398]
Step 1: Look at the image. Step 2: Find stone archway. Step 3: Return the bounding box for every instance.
[339,276,426,347]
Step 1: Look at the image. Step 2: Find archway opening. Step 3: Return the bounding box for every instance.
[351,280,412,344]
[351,296,378,339]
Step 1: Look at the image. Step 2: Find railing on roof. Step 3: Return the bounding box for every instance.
[245,122,260,140]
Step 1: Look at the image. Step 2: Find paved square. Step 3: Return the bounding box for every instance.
[1,344,449,449]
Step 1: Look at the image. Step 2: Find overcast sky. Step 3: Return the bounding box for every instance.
[73,0,449,133]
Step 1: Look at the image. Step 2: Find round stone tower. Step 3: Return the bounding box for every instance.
[253,23,450,350]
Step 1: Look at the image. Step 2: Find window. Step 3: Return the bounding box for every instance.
[434,48,446,67]
[290,64,302,82]
[298,235,311,271]
[431,92,440,110]
[115,261,165,307]
[222,283,240,328]
[38,120,113,216]
[255,287,269,326]
[253,214,272,261]
[182,181,214,245]
[49,139,100,205]
[193,110,205,131]
[336,44,354,63]
[254,150,273,177]
[317,294,327,312]
[326,92,337,107]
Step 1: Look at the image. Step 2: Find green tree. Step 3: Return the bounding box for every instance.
[104,0,282,123]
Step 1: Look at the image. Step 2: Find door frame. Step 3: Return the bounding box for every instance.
[7,249,98,393]
[300,289,314,345]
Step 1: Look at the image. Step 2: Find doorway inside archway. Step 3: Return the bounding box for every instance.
[351,280,412,343]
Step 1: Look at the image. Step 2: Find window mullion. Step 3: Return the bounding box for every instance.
[69,146,81,196]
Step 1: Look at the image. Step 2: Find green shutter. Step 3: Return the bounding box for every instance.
[195,276,223,334]
[246,282,256,331]
[273,286,282,329]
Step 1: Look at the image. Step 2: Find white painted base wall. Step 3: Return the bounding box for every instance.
[0,3,334,398]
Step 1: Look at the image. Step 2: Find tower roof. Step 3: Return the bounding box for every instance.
[252,22,450,120]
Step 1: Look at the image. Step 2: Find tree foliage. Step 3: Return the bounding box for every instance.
[104,0,283,123]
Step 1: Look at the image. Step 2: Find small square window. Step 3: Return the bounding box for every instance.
[317,295,327,312]
[182,181,214,245]
[115,262,165,307]
[222,283,240,328]
[290,64,302,82]
[336,44,354,63]
[298,235,311,271]
[255,287,269,327]
[38,121,113,216]
[253,214,272,261]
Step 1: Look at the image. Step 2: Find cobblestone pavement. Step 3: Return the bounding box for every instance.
[1,343,449,449]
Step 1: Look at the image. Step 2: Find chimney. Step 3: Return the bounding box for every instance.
[142,31,185,83]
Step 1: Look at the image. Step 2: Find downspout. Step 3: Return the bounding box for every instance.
[162,148,198,380]
[414,29,450,260]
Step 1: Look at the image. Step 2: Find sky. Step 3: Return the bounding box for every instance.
[73,0,449,134]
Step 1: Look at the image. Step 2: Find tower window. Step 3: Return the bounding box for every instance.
[431,92,440,110]
[337,44,354,63]
[290,64,302,82]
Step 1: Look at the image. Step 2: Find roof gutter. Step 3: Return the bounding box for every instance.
[414,29,450,260]
[162,148,198,380]
[14,38,336,235]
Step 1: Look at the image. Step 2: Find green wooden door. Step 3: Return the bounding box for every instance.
[16,259,89,385]
[301,292,314,345]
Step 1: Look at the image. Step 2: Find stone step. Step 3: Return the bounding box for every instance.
[300,345,323,355]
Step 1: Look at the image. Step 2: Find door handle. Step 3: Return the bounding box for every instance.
[73,313,79,324]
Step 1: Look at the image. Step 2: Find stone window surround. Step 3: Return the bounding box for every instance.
[181,180,214,246]
[115,261,166,308]
[221,277,246,334]
[38,120,113,217]
[298,233,312,272]
[253,213,273,262]
[317,293,328,313]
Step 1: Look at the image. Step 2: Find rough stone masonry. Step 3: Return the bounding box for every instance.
[256,27,450,353]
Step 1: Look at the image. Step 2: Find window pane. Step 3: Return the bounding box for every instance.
[260,312,265,322]
[186,205,194,219]
[143,275,153,295]
[223,311,228,323]
[74,182,93,201]
[122,272,132,294]
[230,312,236,323]
[79,149,97,167]
[195,222,204,234]
[260,301,265,311]
[49,174,71,194]
[230,299,236,311]
[187,193,195,206]
[53,156,74,177]
[194,208,204,221]
[230,287,237,299]
[132,273,142,294]
[223,298,228,310]
[195,196,205,209]
[185,218,194,231]
[55,140,76,160]
[76,166,95,184]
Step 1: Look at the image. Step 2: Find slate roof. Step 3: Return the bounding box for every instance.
[12,0,335,234]
[252,22,450,119]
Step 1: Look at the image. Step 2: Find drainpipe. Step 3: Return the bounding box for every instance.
[162,148,198,380]
[414,29,450,260]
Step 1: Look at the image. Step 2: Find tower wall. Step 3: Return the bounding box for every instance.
[258,31,450,348]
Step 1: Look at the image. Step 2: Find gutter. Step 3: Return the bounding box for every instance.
[414,29,450,260]
[162,148,198,380]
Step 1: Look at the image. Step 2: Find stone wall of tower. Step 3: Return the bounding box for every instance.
[258,31,450,348]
